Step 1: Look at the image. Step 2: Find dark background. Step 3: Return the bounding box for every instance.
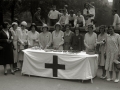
[0,0,119,26]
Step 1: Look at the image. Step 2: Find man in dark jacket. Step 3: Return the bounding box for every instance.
[33,7,43,26]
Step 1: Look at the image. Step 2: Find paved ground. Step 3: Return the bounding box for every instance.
[0,65,120,90]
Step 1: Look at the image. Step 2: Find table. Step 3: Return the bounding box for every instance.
[22,49,98,83]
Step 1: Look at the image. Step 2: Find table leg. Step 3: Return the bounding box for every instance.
[82,80,84,83]
[91,79,93,83]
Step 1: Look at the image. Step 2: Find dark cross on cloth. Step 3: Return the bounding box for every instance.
[45,55,65,77]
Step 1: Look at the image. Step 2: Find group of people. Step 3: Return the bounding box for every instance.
[84,24,120,83]
[0,20,120,83]
[34,2,120,30]
[0,20,85,75]
[0,2,120,84]
[34,2,95,28]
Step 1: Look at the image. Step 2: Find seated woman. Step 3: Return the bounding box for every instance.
[71,27,84,51]
[28,23,39,48]
[39,24,52,49]
[52,22,64,50]
[84,24,97,54]
[63,24,74,50]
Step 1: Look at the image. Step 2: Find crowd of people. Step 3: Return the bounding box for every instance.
[34,2,95,28]
[0,2,120,84]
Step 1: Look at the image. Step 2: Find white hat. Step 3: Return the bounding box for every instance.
[21,21,27,26]
[55,22,62,28]
[42,24,48,30]
[12,22,18,25]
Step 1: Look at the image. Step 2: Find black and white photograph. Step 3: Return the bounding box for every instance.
[0,0,120,90]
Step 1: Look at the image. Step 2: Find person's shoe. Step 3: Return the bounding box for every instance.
[100,75,107,79]
[11,70,15,75]
[107,78,113,81]
[114,79,119,83]
[14,69,17,72]
[16,68,21,71]
[4,72,7,75]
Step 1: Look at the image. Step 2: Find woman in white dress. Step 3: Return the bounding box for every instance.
[18,21,28,69]
[39,24,52,49]
[52,22,64,50]
[105,26,120,83]
[28,23,39,48]
[97,25,107,79]
[10,22,20,71]
[84,24,97,54]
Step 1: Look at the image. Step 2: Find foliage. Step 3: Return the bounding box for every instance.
[0,0,113,26]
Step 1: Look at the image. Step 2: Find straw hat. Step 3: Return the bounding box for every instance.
[12,22,18,26]
[21,21,27,26]
[42,24,49,30]
[54,22,62,29]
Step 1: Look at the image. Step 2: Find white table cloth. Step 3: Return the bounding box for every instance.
[22,49,98,80]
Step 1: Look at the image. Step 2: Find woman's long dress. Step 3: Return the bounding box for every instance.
[84,32,97,54]
[105,33,120,71]
[10,29,19,63]
[52,30,64,50]
[71,34,84,51]
[97,33,107,66]
[0,30,14,65]
[63,31,74,50]
[18,28,28,61]
[39,32,52,49]
[28,31,39,47]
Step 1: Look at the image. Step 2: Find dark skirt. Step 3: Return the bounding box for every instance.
[0,44,14,65]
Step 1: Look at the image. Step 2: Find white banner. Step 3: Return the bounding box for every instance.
[22,49,98,80]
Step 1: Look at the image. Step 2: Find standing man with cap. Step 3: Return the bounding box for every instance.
[112,9,120,30]
[48,5,60,26]
[33,7,43,26]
